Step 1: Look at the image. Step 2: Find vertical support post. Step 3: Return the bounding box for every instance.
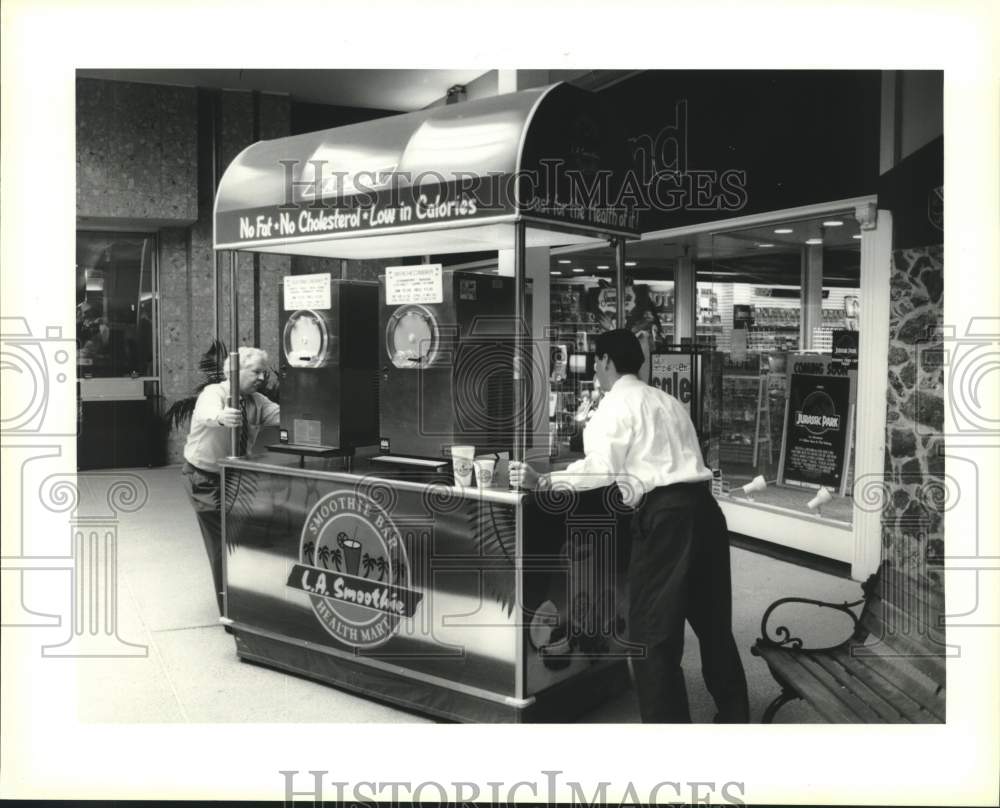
[801,243,824,350]
[614,238,626,328]
[228,250,241,458]
[512,219,527,701]
[674,253,697,344]
[214,252,222,348]
[209,89,222,347]
[513,220,527,463]
[852,208,893,581]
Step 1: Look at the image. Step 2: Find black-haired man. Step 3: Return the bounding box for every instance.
[511,329,748,722]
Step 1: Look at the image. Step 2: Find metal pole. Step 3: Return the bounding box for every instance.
[228,250,240,458]
[513,220,526,463]
[210,90,222,347]
[614,237,626,327]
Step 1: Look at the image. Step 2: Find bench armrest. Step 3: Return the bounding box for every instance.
[754,596,865,652]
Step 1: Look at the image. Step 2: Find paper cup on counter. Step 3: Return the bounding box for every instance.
[472,457,496,489]
[450,445,475,486]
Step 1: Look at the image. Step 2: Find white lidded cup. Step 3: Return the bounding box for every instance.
[472,457,496,489]
[451,445,475,486]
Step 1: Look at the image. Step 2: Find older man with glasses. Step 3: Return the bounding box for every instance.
[181,346,279,616]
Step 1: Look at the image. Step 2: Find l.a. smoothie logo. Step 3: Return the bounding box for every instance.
[287,491,421,648]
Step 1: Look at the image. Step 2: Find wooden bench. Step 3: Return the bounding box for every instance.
[752,561,946,723]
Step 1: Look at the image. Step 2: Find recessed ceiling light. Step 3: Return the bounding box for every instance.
[822,220,844,227]
[550,271,561,276]
[625,261,637,267]
[572,268,586,273]
[557,259,572,264]
[805,238,823,245]
[597,265,610,269]
[774,228,793,234]
[757,243,775,248]
[852,234,862,240]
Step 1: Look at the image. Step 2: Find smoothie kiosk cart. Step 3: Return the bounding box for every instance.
[213,83,641,722]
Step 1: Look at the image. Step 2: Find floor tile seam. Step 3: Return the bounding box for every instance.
[119,570,192,722]
[151,623,224,634]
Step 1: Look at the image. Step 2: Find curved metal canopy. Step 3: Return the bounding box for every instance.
[214,83,638,258]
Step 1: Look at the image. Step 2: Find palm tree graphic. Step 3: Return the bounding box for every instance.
[374,557,388,582]
[317,545,330,569]
[361,552,376,579]
[330,547,343,572]
[303,541,315,566]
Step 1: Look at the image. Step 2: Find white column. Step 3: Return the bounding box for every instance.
[673,255,697,343]
[852,208,893,580]
[801,244,824,349]
[497,70,551,95]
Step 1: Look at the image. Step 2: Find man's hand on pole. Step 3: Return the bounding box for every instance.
[509,460,540,490]
[216,407,241,428]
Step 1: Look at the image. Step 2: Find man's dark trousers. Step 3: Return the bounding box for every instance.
[628,481,749,723]
[182,462,224,615]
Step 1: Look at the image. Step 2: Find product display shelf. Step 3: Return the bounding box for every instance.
[747,326,799,353]
[719,372,771,468]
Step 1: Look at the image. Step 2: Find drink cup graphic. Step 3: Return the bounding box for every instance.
[337,531,363,576]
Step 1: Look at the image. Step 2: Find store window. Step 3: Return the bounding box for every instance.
[702,212,861,523]
[76,232,158,378]
[547,247,674,459]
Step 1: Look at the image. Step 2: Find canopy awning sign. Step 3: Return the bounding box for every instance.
[213,83,639,258]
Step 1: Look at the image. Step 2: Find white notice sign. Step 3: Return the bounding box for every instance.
[283,273,331,310]
[385,264,443,305]
[650,353,694,413]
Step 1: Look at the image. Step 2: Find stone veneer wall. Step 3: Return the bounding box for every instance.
[882,244,944,585]
[77,80,198,222]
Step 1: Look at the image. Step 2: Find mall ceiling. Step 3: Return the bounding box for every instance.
[77,68,640,112]
[548,213,864,288]
[76,69,489,111]
[80,69,866,288]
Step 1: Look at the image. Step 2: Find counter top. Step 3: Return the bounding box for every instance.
[220,453,527,506]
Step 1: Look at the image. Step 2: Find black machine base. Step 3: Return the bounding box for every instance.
[266,443,354,469]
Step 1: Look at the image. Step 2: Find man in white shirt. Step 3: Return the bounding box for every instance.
[511,329,748,723]
[182,346,280,615]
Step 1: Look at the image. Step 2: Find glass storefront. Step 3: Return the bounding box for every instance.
[76,232,158,378]
[546,208,861,527]
[547,250,675,459]
[703,212,860,523]
[76,231,162,470]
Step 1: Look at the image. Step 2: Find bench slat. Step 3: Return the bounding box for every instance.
[759,648,877,723]
[809,653,906,722]
[872,582,946,643]
[878,567,944,615]
[795,653,888,723]
[858,596,947,685]
[756,562,947,724]
[835,647,945,722]
[830,648,943,722]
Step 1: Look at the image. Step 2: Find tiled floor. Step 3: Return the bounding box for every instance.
[72,467,861,724]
